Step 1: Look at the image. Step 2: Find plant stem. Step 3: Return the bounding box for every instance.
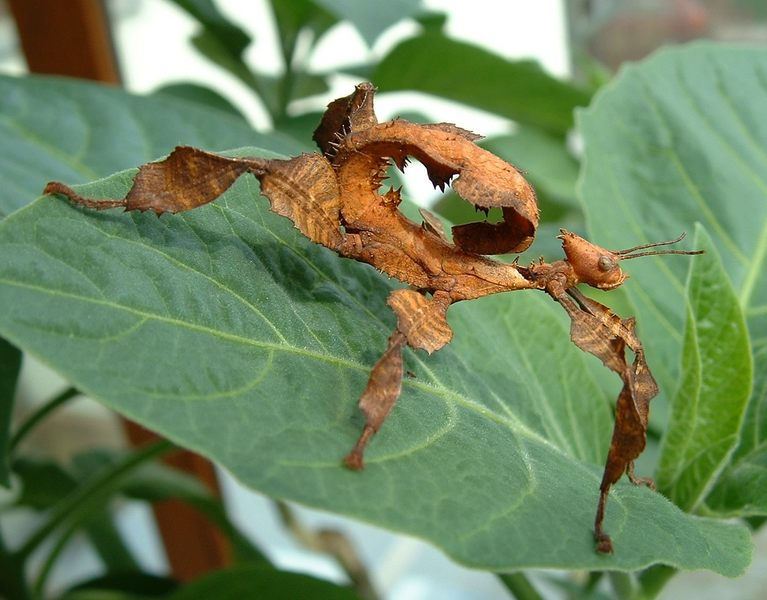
[275,33,299,122]
[633,566,676,600]
[0,531,30,600]
[584,571,603,592]
[9,387,80,453]
[609,572,636,599]
[497,572,545,600]
[275,500,379,600]
[14,439,173,561]
[31,518,82,599]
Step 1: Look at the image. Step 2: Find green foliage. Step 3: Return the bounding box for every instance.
[0,153,746,573]
[656,226,752,512]
[165,0,429,125]
[373,32,593,135]
[578,45,766,531]
[0,4,763,598]
[0,76,302,219]
[0,42,763,584]
[59,566,364,600]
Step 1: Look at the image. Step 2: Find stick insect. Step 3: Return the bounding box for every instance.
[45,83,701,553]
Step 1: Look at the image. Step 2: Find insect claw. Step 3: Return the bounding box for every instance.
[344,424,376,471]
[595,533,614,554]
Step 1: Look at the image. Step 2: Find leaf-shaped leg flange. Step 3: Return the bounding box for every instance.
[344,290,452,470]
[544,280,658,553]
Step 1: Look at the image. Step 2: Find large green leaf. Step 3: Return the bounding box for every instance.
[314,0,424,46]
[577,44,767,517]
[482,128,580,213]
[373,32,592,135]
[164,0,268,107]
[655,226,752,512]
[168,0,251,57]
[705,347,767,515]
[0,75,303,218]
[0,175,749,574]
[0,74,753,574]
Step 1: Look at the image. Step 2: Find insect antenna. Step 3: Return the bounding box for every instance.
[615,232,704,260]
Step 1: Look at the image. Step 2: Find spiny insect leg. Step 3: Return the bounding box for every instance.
[344,330,407,470]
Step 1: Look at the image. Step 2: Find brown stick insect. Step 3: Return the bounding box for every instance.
[44,83,701,553]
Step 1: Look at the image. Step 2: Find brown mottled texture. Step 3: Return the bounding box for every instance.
[387,289,452,354]
[313,82,378,161]
[46,83,701,555]
[526,231,694,553]
[418,207,448,242]
[344,330,407,471]
[124,147,258,213]
[257,154,344,249]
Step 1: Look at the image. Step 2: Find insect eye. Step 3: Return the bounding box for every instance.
[598,255,616,271]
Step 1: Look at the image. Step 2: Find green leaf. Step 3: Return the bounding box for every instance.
[166,565,362,600]
[12,448,267,569]
[167,0,342,116]
[577,44,767,518]
[0,75,303,218]
[61,572,177,600]
[655,226,752,512]
[79,513,142,574]
[151,83,247,120]
[188,30,274,110]
[0,75,752,575]
[64,565,357,600]
[578,43,767,390]
[165,0,262,103]
[705,349,767,515]
[12,454,141,572]
[482,128,581,218]
[374,33,592,135]
[70,448,269,565]
[0,336,21,486]
[167,0,251,57]
[13,456,79,508]
[273,111,324,150]
[314,0,425,46]
[0,167,750,575]
[269,0,337,61]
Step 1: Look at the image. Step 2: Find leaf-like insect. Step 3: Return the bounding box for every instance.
[45,83,701,554]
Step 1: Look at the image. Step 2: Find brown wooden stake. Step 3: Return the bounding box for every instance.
[124,422,231,581]
[8,0,120,83]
